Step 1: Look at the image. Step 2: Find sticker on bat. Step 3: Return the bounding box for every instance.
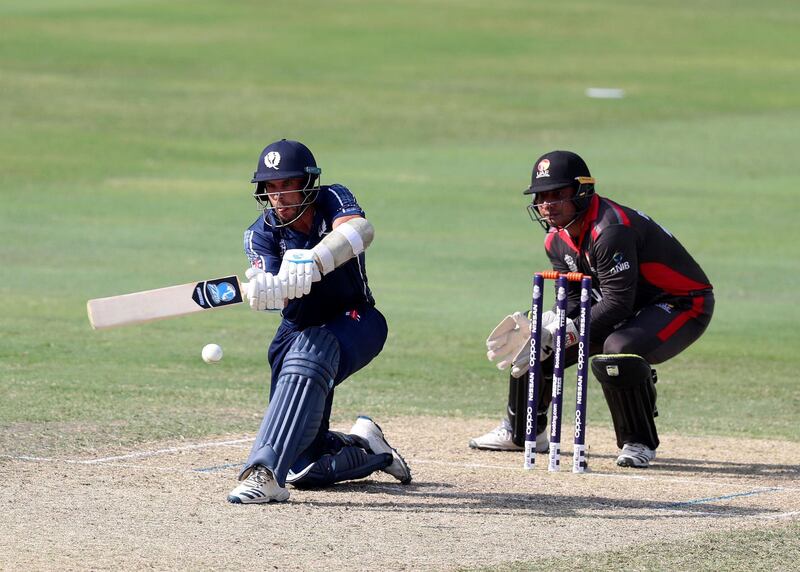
[192,276,243,309]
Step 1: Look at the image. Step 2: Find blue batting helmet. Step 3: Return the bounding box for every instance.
[251,139,321,184]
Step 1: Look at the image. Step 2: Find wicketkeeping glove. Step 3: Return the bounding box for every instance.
[245,267,284,311]
[486,311,565,378]
[539,310,579,356]
[486,312,530,378]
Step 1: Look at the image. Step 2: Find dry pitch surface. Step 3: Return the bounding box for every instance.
[2,417,799,571]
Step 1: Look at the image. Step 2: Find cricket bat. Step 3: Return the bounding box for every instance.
[87,275,249,330]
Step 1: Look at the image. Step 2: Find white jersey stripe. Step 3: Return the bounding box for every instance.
[326,186,345,207]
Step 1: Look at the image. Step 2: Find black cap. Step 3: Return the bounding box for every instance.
[524,150,591,195]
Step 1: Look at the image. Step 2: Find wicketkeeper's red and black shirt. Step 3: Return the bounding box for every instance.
[544,194,713,340]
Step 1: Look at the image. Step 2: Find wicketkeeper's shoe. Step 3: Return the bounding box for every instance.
[533,428,549,453]
[349,416,412,484]
[469,420,549,453]
[616,442,656,468]
[227,465,290,504]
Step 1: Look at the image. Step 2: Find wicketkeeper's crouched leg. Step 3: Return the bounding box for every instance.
[592,354,659,450]
[509,362,553,447]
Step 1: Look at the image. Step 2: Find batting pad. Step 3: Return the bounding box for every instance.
[592,354,659,450]
[286,446,392,488]
[242,327,340,486]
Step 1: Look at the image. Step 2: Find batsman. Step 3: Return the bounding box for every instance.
[474,150,714,468]
[227,139,411,504]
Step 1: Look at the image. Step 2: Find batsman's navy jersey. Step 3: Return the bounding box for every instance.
[243,184,375,327]
[545,194,713,340]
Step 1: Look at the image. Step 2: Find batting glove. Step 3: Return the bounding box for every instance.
[245,267,284,311]
[278,249,322,300]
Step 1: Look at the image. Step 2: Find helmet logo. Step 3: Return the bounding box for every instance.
[536,159,550,179]
[264,151,281,170]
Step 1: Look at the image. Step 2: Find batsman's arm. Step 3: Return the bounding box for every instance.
[244,228,282,275]
[311,216,374,276]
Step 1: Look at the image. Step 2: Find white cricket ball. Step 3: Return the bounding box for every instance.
[201,343,223,364]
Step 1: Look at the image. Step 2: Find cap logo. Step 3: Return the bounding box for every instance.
[536,159,550,179]
[264,151,281,170]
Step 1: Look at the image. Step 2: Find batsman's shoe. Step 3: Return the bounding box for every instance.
[469,420,549,453]
[227,465,290,504]
[349,416,412,484]
[616,443,656,468]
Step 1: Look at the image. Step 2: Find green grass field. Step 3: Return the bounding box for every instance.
[2,1,799,567]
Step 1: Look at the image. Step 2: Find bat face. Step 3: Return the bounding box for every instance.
[87,275,246,330]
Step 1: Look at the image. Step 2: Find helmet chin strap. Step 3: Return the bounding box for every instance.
[557,214,581,232]
[544,200,589,234]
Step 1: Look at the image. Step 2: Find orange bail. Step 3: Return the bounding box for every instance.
[537,271,586,282]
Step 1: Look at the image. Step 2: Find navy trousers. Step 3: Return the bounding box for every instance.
[244,304,388,477]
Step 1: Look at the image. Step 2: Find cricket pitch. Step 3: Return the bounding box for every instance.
[2,417,798,571]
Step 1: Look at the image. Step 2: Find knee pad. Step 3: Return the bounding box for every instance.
[281,326,341,389]
[243,327,341,486]
[286,445,392,489]
[592,354,659,450]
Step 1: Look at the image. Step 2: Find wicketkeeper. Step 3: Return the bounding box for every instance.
[474,150,714,468]
[228,139,411,504]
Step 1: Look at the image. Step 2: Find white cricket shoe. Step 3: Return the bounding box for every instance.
[616,443,656,468]
[350,416,412,484]
[227,465,290,504]
[469,420,549,453]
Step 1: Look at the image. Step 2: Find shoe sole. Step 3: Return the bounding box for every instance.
[468,440,524,452]
[616,458,650,468]
[468,437,547,453]
[227,480,290,504]
[352,417,412,484]
[227,495,289,504]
